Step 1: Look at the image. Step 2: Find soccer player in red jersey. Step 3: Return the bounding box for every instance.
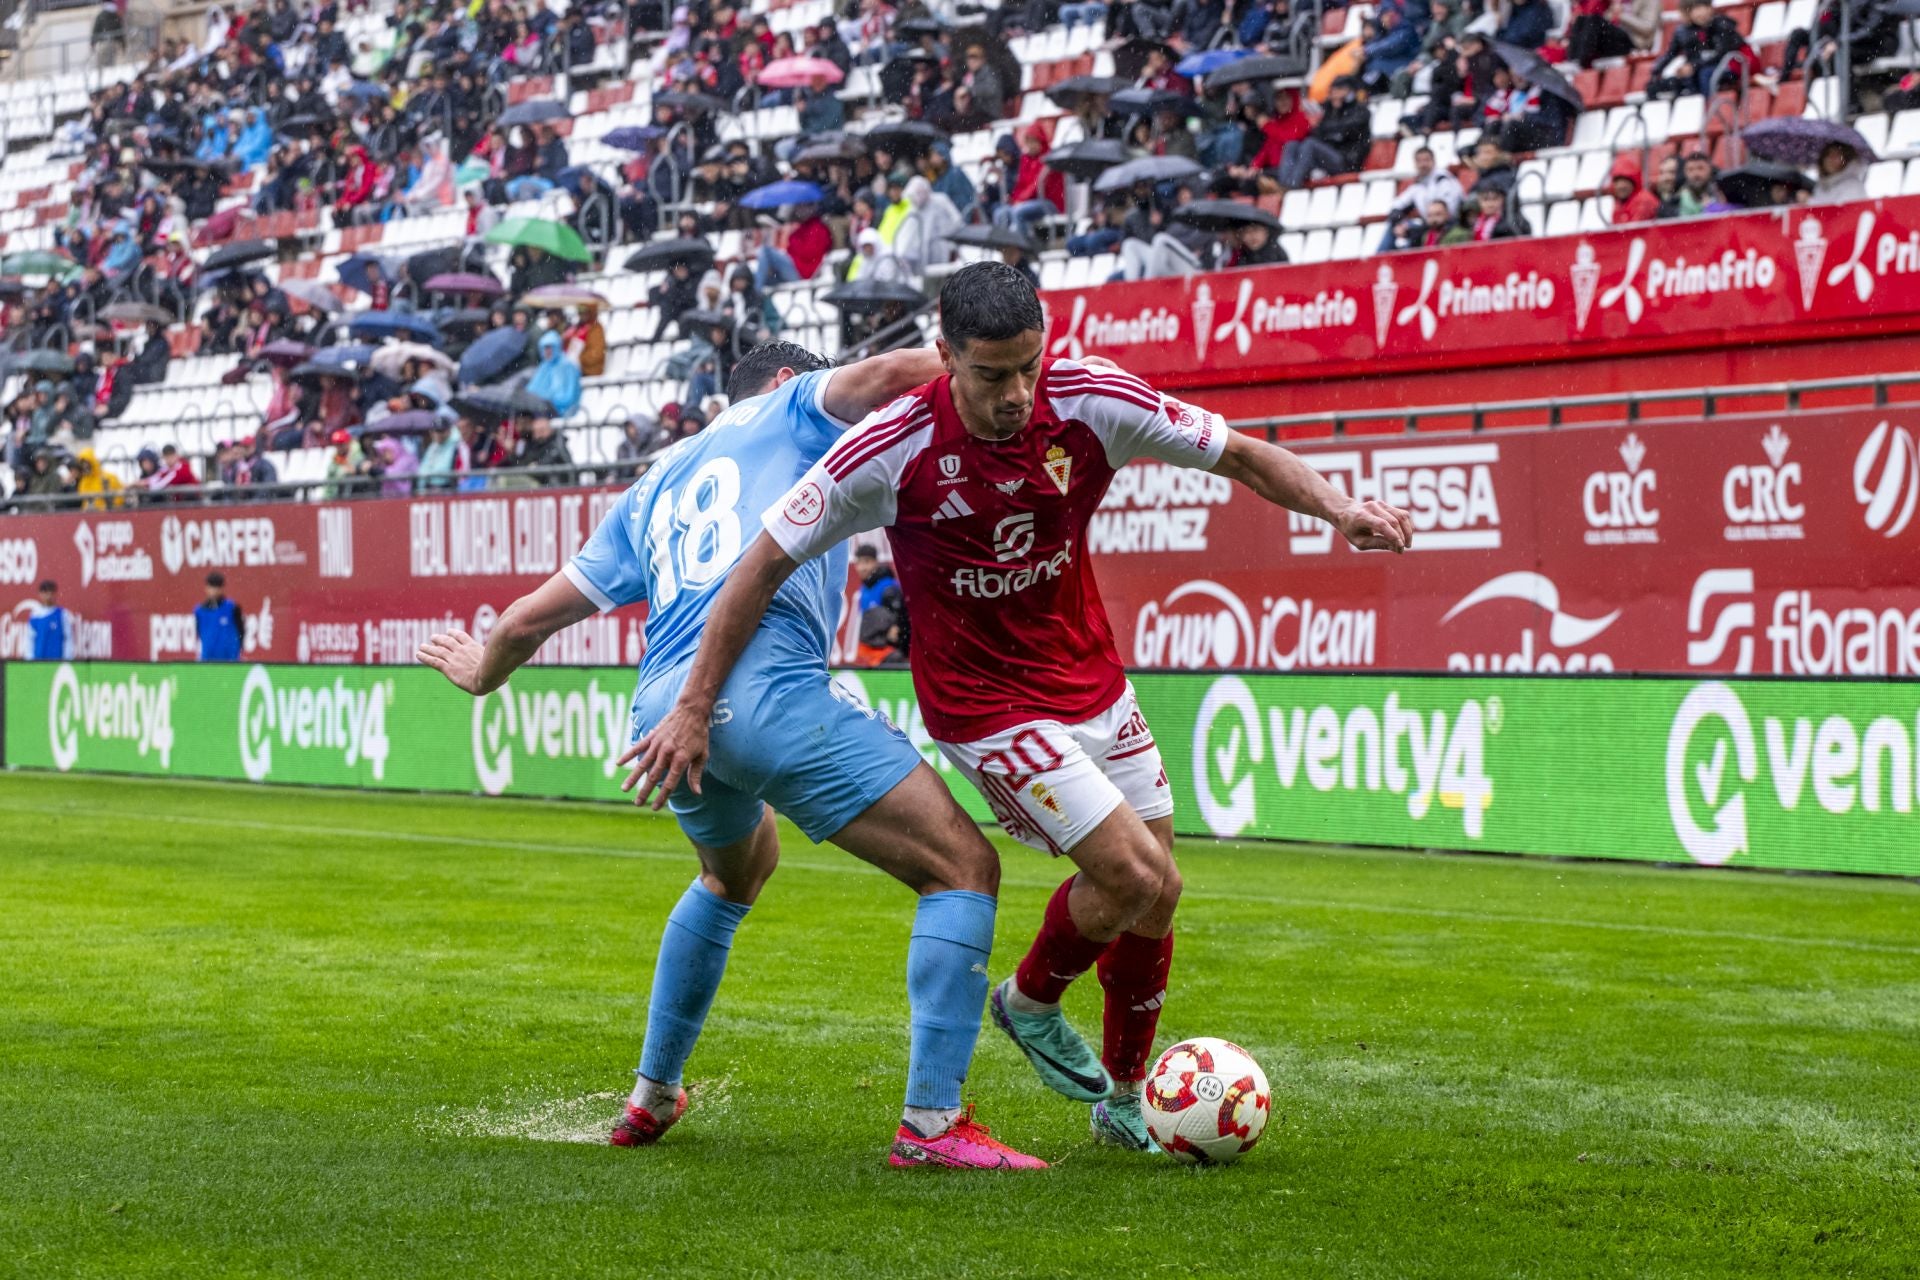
[625,262,1414,1149]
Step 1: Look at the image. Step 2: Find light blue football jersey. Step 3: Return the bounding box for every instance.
[564,369,852,688]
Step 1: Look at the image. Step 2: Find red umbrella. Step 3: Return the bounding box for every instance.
[757,56,845,88]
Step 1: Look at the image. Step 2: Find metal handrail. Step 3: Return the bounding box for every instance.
[1236,370,1920,441]
[2,460,645,512]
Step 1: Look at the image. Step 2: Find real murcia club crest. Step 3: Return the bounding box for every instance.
[1371,266,1398,347]
[1570,243,1601,332]
[1794,218,1828,310]
[1043,445,1072,495]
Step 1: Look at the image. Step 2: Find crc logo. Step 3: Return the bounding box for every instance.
[1854,420,1918,538]
[1722,424,1804,542]
[1440,571,1620,672]
[0,536,37,585]
[992,512,1037,562]
[1582,432,1659,545]
[1685,569,1756,673]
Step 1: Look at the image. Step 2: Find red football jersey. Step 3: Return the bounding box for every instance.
[764,357,1228,741]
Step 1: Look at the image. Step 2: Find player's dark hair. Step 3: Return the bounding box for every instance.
[727,340,831,402]
[939,262,1045,352]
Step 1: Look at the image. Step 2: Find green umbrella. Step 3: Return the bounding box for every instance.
[1,251,80,278]
[483,217,591,264]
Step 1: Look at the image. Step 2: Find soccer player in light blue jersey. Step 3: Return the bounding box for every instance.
[419,342,1045,1169]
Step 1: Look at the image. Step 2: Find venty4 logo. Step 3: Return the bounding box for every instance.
[471,677,636,796]
[238,665,394,783]
[46,663,175,772]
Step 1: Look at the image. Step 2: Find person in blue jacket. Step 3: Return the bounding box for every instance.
[28,580,72,660]
[195,572,244,662]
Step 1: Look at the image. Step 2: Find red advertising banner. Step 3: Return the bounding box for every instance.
[1092,408,1920,676]
[4,407,1915,675]
[1044,196,1920,389]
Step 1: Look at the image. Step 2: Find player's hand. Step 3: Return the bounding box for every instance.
[618,702,709,810]
[1334,498,1414,554]
[417,629,488,694]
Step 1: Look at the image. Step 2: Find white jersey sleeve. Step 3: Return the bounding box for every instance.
[1044,359,1229,472]
[762,393,936,564]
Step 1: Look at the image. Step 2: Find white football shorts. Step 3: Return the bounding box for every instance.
[936,682,1173,856]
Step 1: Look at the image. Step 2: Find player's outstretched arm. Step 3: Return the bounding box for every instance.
[417,572,600,696]
[1213,431,1415,553]
[820,346,946,424]
[618,532,800,809]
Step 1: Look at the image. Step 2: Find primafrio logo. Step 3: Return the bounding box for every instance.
[1192,277,1358,360]
[237,665,393,783]
[1378,259,1555,346]
[1722,424,1804,542]
[1664,681,1918,866]
[1854,420,1918,539]
[1046,293,1182,362]
[470,677,636,796]
[0,536,37,585]
[1582,432,1659,545]
[46,663,175,772]
[1440,571,1620,672]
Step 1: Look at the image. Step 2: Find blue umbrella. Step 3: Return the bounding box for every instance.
[555,164,610,193]
[337,251,406,295]
[457,326,529,386]
[343,80,389,102]
[604,125,664,151]
[289,343,377,382]
[1743,116,1877,167]
[1176,48,1251,77]
[739,179,825,209]
[347,310,442,343]
[498,99,570,127]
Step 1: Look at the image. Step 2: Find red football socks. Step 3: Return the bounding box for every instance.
[1013,875,1110,1005]
[1097,928,1174,1083]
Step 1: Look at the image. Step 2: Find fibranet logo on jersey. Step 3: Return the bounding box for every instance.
[237,666,393,783]
[45,663,175,772]
[470,676,636,795]
[1091,463,1233,555]
[1287,441,1502,553]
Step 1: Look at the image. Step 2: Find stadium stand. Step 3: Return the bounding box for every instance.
[0,0,1914,506]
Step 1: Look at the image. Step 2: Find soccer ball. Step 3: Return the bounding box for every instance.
[1143,1038,1271,1165]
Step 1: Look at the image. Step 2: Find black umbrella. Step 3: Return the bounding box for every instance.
[498,99,570,127]
[352,409,441,435]
[202,238,277,271]
[1046,138,1132,181]
[1202,54,1310,94]
[794,136,867,163]
[10,349,75,374]
[457,326,529,385]
[821,278,927,313]
[452,386,552,422]
[1046,75,1131,110]
[1490,41,1585,109]
[438,308,494,336]
[1717,162,1815,209]
[1093,155,1205,193]
[100,301,175,325]
[947,224,1038,253]
[1174,198,1283,232]
[1111,87,1196,117]
[895,16,951,37]
[679,308,735,331]
[142,156,233,177]
[862,120,948,157]
[624,238,717,272]
[404,245,468,286]
[654,91,729,114]
[277,112,333,133]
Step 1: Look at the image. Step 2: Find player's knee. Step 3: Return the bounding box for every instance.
[1156,859,1184,911]
[700,864,771,905]
[1108,844,1168,920]
[920,823,1000,897]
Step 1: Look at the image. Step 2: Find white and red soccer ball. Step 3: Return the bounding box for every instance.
[1143,1037,1271,1165]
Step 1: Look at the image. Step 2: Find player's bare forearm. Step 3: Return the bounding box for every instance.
[821,346,947,423]
[1214,431,1415,553]
[417,572,598,696]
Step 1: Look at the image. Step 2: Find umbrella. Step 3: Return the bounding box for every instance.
[821,278,927,313]
[895,16,951,37]
[758,55,845,88]
[202,238,277,272]
[861,120,947,157]
[1203,54,1310,94]
[484,217,591,263]
[277,113,333,133]
[1177,47,1253,77]
[197,267,266,292]
[452,386,552,422]
[521,283,612,309]
[1111,87,1197,117]
[141,156,232,177]
[0,278,29,300]
[604,125,665,151]
[678,308,735,332]
[347,310,441,343]
[258,339,315,365]
[1174,198,1283,232]
[947,224,1039,253]
[1716,162,1816,209]
[1,250,79,277]
[794,136,867,163]
[498,99,570,127]
[9,349,75,374]
[437,307,494,336]
[422,272,505,298]
[335,251,408,295]
[1045,138,1132,180]
[1093,155,1205,193]
[1742,116,1877,167]
[352,409,440,436]
[342,79,390,102]
[100,301,174,325]
[653,91,729,114]
[623,238,716,272]
[1490,42,1584,109]
[192,208,243,247]
[370,342,456,379]
[457,327,529,385]
[404,246,470,285]
[278,278,343,314]
[739,180,826,210]
[1046,75,1130,110]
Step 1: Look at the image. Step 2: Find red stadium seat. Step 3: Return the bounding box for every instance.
[1366,138,1398,169]
[1596,64,1631,106]
[1771,79,1806,116]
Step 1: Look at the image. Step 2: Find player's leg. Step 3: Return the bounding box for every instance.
[613,777,777,1147]
[1092,814,1179,1151]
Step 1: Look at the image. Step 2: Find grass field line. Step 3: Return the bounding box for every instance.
[10,798,1919,959]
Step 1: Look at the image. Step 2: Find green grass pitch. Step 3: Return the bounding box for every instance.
[5,771,1920,1278]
